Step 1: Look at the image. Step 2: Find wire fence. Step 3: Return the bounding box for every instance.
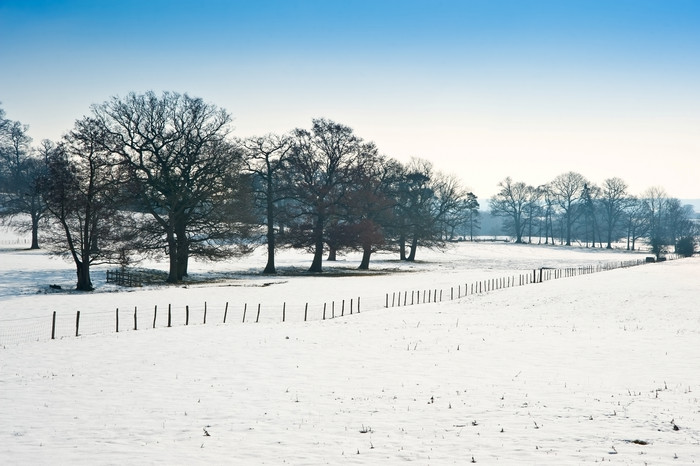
[0,238,29,245]
[0,255,676,346]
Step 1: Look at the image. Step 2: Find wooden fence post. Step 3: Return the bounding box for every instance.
[323,303,327,320]
[304,303,308,321]
[51,311,56,340]
[242,303,247,323]
[116,308,119,333]
[153,305,157,329]
[223,302,229,323]
[168,304,171,328]
[134,306,137,331]
[341,300,345,317]
[203,302,207,324]
[283,302,286,322]
[75,311,80,337]
[357,296,361,313]
[256,304,260,323]
[186,305,189,325]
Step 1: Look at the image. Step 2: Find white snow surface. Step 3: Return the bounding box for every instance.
[1,234,699,464]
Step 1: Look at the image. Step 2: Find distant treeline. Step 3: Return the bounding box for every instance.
[488,175,697,255]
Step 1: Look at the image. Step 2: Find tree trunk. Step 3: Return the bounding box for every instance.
[263,229,276,274]
[75,259,93,291]
[358,245,372,270]
[30,215,40,249]
[176,243,188,281]
[166,231,179,283]
[308,214,324,273]
[406,236,418,261]
[177,251,188,280]
[263,187,276,274]
[399,234,407,260]
[514,216,522,243]
[175,220,189,281]
[327,246,337,261]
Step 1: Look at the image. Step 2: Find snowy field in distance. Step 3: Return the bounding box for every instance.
[1,228,699,464]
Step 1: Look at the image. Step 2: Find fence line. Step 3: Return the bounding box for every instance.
[0,255,676,346]
[0,239,29,245]
[106,269,143,287]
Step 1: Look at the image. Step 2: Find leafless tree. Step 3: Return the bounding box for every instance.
[391,159,476,260]
[664,198,695,245]
[240,133,294,274]
[93,91,254,283]
[443,192,480,240]
[40,118,127,291]
[538,184,556,244]
[0,113,51,249]
[579,182,601,247]
[623,196,648,251]
[549,171,589,246]
[641,186,669,256]
[342,154,400,270]
[286,118,371,273]
[599,177,629,248]
[489,177,533,243]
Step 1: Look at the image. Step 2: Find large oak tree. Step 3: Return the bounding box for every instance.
[286,118,373,273]
[93,91,253,283]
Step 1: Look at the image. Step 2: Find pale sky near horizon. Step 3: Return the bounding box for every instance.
[1,0,699,200]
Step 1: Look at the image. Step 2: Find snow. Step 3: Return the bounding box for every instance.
[1,231,699,464]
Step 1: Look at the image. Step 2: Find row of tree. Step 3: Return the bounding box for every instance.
[0,93,479,290]
[489,174,697,254]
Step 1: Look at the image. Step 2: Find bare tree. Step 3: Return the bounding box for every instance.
[489,177,533,243]
[40,118,127,291]
[549,171,588,246]
[241,134,294,274]
[390,159,476,260]
[0,115,50,249]
[342,154,400,270]
[623,196,648,251]
[641,186,669,256]
[538,184,556,245]
[93,91,254,283]
[579,183,601,247]
[286,118,371,273]
[664,198,694,245]
[393,158,435,261]
[599,177,629,248]
[444,192,480,240]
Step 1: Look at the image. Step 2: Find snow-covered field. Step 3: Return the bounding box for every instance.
[1,231,699,464]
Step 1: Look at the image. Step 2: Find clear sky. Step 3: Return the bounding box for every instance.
[1,0,699,200]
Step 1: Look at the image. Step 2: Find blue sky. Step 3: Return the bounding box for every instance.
[1,0,699,199]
